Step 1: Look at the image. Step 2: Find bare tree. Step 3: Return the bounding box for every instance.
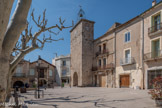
[0,0,73,105]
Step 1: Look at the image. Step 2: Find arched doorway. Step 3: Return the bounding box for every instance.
[73,72,78,86]
[13,81,24,88]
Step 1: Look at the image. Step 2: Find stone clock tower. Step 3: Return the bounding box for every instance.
[70,7,95,87]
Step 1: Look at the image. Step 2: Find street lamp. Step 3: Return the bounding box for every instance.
[36,55,41,98]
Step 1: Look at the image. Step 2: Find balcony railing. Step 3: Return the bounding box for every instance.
[148,23,162,35]
[120,57,135,66]
[92,63,114,71]
[144,50,162,60]
[96,49,109,57]
[62,72,70,77]
[13,73,26,77]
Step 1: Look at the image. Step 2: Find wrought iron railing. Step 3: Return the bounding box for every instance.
[92,63,114,71]
[13,73,26,77]
[120,57,135,65]
[96,49,109,57]
[62,72,70,77]
[148,23,162,34]
[144,50,162,60]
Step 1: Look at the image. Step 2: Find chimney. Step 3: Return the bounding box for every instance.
[152,0,156,6]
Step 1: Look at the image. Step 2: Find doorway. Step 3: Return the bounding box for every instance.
[73,72,78,86]
[99,75,106,87]
[120,75,130,88]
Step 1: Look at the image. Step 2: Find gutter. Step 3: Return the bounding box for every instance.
[141,16,145,89]
[114,31,117,88]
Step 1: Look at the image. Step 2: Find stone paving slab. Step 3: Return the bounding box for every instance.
[18,87,157,108]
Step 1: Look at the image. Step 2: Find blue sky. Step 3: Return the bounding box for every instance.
[11,0,161,63]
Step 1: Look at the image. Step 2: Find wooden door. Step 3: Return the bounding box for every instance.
[99,75,106,87]
[120,75,130,88]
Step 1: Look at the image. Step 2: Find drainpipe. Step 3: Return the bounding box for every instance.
[141,16,145,90]
[114,31,117,88]
[107,71,108,88]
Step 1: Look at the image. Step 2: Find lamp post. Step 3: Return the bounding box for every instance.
[36,55,41,98]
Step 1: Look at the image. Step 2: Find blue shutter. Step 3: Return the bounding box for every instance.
[125,33,127,42]
[128,32,130,42]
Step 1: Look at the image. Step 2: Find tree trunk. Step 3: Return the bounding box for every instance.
[0,54,10,108]
[6,73,13,102]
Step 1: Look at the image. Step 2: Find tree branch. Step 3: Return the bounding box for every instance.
[10,8,74,72]
[10,45,38,73]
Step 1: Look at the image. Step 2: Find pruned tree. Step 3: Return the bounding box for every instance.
[0,0,73,105]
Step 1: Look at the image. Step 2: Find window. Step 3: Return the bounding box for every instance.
[152,13,161,30]
[103,44,106,53]
[63,61,66,66]
[99,45,101,52]
[16,66,22,73]
[103,44,106,50]
[125,49,131,64]
[148,70,162,89]
[39,69,44,78]
[29,69,35,75]
[103,58,106,66]
[151,39,160,58]
[49,70,53,76]
[125,49,131,59]
[124,32,131,43]
[98,59,102,67]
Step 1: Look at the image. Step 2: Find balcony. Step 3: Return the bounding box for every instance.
[148,23,162,36]
[13,73,26,77]
[120,57,135,66]
[96,49,109,57]
[92,63,114,71]
[61,65,69,69]
[62,72,70,77]
[144,50,162,61]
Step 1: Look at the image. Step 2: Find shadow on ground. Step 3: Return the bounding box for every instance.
[23,95,146,108]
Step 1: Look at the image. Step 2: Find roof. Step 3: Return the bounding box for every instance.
[106,22,121,33]
[30,58,55,68]
[70,19,95,33]
[94,1,162,42]
[54,54,71,61]
[140,1,162,16]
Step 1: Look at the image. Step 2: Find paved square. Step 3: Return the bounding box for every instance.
[20,87,157,108]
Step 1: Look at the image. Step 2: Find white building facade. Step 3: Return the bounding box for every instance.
[52,55,71,86]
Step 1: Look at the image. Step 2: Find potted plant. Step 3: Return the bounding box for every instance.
[148,77,162,107]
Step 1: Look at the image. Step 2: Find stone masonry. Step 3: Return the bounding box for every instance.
[70,19,95,87]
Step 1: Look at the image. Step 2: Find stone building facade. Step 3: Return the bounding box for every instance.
[70,1,162,89]
[70,19,94,87]
[142,2,162,89]
[52,55,71,86]
[12,57,56,88]
[12,60,30,88]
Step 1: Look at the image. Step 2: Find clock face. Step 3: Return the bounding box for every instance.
[86,27,89,31]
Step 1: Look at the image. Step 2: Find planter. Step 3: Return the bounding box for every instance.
[155,98,162,107]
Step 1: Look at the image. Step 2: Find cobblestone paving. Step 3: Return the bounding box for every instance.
[19,87,157,108]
